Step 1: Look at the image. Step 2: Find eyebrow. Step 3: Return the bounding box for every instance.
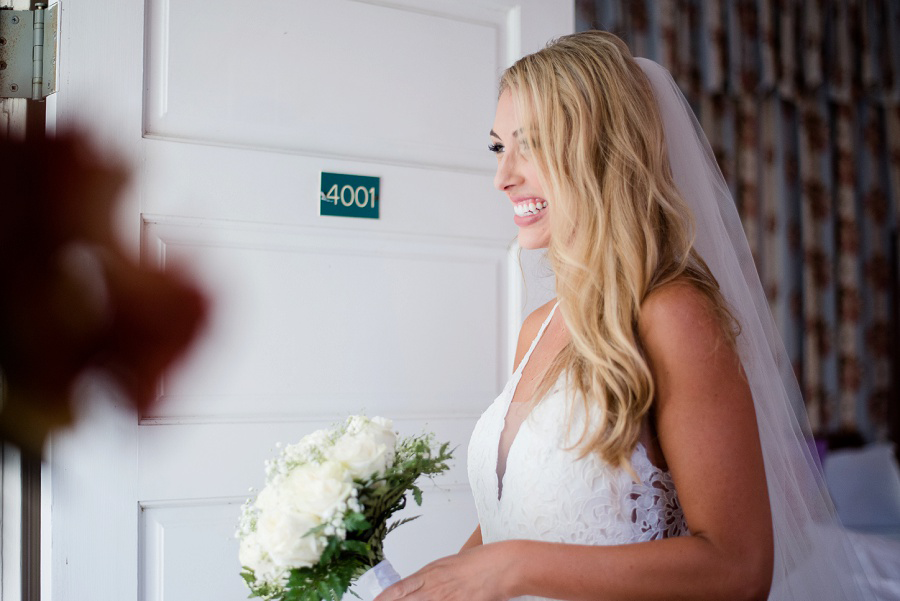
[488,128,523,139]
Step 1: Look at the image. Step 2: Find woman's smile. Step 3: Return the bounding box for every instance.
[512,198,549,226]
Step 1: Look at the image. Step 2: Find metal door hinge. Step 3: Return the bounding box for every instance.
[0,3,58,100]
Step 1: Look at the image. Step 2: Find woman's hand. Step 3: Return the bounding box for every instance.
[374,541,518,601]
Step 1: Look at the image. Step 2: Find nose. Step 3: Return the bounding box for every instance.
[493,151,522,192]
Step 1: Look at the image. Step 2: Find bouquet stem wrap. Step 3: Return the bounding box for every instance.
[350,559,401,601]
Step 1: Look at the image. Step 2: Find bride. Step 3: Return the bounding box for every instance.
[375,31,894,601]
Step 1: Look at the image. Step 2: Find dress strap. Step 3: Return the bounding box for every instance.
[513,301,560,376]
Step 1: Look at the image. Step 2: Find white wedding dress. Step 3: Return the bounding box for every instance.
[468,302,689,601]
[467,300,900,601]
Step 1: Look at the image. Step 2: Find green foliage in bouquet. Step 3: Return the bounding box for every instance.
[240,431,453,601]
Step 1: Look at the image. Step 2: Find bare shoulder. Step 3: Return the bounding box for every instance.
[512,299,558,371]
[637,279,746,417]
[637,280,755,473]
[638,280,727,362]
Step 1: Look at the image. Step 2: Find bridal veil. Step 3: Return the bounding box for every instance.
[637,57,895,600]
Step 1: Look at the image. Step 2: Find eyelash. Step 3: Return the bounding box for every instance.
[488,143,504,154]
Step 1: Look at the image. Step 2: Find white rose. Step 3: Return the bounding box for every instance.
[255,504,325,568]
[329,418,397,480]
[252,462,353,569]
[281,460,354,517]
[253,483,282,513]
[358,417,396,459]
[239,531,267,571]
[239,531,285,585]
[370,416,393,431]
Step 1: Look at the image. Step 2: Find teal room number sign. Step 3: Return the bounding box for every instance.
[319,172,380,219]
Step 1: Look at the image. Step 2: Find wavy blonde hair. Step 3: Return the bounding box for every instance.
[502,31,738,473]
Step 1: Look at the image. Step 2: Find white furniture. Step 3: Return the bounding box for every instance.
[824,443,900,541]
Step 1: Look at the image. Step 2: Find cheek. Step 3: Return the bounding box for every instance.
[525,166,545,195]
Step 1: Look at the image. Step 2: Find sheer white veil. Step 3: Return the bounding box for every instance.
[635,58,879,600]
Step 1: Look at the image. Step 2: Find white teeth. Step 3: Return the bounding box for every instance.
[513,199,547,217]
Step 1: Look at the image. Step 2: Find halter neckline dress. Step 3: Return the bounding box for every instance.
[467,302,689,601]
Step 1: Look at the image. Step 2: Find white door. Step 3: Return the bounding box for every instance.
[47,2,571,600]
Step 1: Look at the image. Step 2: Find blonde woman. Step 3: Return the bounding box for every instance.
[376,31,885,601]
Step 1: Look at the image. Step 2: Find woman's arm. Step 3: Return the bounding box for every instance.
[376,284,773,601]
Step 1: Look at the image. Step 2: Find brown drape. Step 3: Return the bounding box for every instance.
[577,0,900,445]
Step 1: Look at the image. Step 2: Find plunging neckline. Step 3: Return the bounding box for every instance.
[496,301,560,501]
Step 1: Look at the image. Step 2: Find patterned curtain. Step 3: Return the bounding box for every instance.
[576,0,900,444]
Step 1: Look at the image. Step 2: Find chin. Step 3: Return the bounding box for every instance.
[517,231,550,250]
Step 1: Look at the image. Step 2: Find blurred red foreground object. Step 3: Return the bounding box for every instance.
[0,134,208,455]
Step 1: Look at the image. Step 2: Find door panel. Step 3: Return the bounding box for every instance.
[144,0,507,172]
[50,1,572,599]
[142,220,506,420]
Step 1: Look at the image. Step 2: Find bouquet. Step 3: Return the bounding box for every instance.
[237,415,453,601]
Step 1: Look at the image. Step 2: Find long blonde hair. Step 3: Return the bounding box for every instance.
[502,31,738,472]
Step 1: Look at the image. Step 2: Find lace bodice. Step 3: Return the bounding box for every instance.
[467,303,688,600]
